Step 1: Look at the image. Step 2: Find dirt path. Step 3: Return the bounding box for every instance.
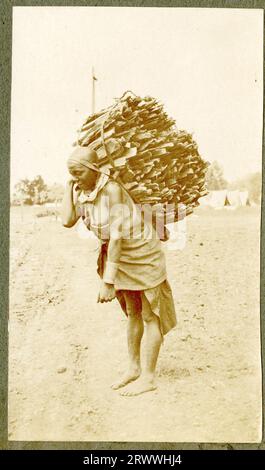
[9,207,262,442]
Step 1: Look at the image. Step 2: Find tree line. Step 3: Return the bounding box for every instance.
[206,161,261,203]
[12,176,65,206]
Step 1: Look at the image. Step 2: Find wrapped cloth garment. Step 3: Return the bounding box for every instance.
[79,177,177,336]
[97,241,177,337]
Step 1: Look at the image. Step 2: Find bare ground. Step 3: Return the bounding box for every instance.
[8,206,262,442]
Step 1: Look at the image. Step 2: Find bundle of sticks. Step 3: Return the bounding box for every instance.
[73,91,209,222]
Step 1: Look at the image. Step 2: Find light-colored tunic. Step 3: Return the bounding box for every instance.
[77,175,177,335]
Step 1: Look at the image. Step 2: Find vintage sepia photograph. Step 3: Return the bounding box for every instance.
[9,6,263,442]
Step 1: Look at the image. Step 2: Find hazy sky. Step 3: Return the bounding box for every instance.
[11,7,263,190]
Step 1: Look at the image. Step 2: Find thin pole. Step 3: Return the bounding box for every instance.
[92,66,97,115]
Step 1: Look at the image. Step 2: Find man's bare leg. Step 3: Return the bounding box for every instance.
[111,305,144,390]
[120,297,163,396]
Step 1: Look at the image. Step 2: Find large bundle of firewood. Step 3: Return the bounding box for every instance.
[73,91,209,221]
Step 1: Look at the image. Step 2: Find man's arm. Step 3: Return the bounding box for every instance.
[61,179,81,227]
[98,181,123,302]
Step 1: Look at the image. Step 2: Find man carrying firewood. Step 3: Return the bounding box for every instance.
[61,146,177,396]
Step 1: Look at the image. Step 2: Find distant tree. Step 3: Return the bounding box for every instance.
[13,175,48,205]
[247,172,262,203]
[228,172,261,203]
[205,161,227,190]
[47,183,65,203]
[13,178,32,205]
[31,176,48,204]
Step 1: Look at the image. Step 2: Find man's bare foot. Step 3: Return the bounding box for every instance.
[119,376,157,396]
[111,369,141,390]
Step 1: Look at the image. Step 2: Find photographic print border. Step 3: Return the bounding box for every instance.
[0,0,264,451]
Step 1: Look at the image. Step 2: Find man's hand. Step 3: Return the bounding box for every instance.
[66,179,81,196]
[97,282,116,303]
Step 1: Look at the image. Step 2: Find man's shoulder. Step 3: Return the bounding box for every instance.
[103,180,122,197]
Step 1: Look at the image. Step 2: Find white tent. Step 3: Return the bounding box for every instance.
[208,190,229,208]
[239,191,250,206]
[198,189,251,208]
[226,190,241,207]
[198,193,212,206]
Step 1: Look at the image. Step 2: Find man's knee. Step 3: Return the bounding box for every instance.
[125,291,142,318]
[127,305,142,318]
[141,308,156,323]
[140,295,156,322]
